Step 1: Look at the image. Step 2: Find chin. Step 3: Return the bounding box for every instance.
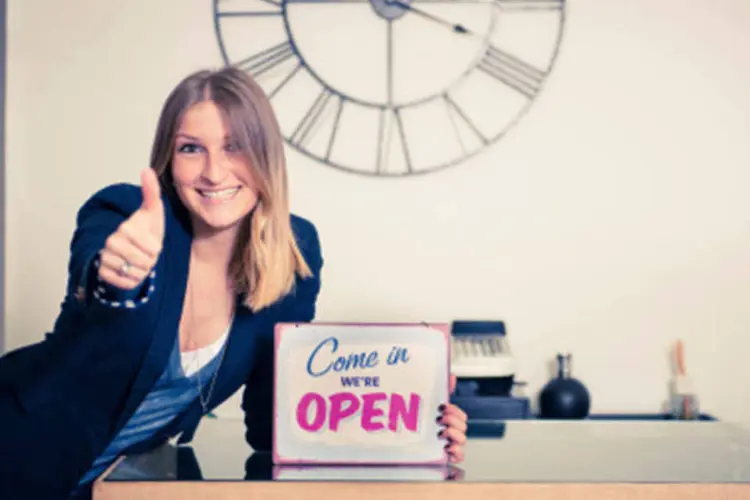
[197,216,246,234]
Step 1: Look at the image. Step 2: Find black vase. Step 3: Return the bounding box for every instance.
[539,353,590,419]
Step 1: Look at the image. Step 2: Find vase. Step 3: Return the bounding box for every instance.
[539,353,591,419]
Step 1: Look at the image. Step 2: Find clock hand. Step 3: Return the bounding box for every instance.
[386,0,472,35]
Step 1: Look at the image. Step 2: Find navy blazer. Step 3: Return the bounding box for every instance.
[0,183,322,497]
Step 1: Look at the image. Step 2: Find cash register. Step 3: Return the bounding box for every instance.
[449,320,530,427]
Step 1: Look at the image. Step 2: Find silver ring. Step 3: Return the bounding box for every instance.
[119,260,131,277]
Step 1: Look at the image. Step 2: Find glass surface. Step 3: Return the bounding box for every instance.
[104,418,750,483]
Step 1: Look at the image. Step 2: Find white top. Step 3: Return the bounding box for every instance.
[180,321,232,377]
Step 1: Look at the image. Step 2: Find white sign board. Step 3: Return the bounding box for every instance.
[273,322,450,465]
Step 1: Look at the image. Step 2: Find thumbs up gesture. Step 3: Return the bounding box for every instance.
[97,169,166,290]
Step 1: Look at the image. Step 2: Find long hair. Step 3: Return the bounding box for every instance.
[149,67,312,311]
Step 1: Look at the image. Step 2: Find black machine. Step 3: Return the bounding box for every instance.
[449,321,530,423]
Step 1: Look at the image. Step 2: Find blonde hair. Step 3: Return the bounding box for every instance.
[149,67,312,311]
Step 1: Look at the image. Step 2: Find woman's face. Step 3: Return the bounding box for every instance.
[171,100,258,236]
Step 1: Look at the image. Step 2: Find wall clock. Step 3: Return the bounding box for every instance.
[213,0,565,177]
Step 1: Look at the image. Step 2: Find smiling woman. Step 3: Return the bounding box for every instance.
[0,66,468,500]
[0,67,328,500]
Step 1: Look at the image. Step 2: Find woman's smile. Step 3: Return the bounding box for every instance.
[194,186,242,203]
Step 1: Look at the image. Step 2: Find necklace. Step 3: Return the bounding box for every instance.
[183,279,233,415]
[194,335,229,414]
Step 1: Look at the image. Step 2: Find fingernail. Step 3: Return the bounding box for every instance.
[435,416,442,423]
[438,404,446,412]
[437,430,443,438]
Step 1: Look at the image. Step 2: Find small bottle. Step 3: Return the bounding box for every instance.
[538,353,591,419]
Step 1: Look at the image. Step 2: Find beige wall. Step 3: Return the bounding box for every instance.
[0,0,6,354]
[5,0,750,421]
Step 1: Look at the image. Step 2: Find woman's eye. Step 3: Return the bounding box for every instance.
[178,143,202,154]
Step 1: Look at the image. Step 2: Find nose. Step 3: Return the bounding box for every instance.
[201,150,229,184]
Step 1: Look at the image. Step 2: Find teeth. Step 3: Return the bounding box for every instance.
[199,187,240,199]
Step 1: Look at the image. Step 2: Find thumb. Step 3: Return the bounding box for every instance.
[140,168,163,215]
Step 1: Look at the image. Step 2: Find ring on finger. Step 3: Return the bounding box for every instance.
[118,260,131,277]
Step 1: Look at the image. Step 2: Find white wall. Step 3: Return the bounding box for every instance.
[5,0,750,422]
[0,0,6,354]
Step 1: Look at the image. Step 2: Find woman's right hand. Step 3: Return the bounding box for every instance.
[97,169,165,290]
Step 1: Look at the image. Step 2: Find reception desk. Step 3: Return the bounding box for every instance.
[94,417,750,500]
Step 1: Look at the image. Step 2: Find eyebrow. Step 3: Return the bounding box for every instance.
[175,133,233,142]
[175,133,203,142]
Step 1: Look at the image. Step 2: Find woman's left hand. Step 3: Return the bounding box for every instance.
[439,374,468,463]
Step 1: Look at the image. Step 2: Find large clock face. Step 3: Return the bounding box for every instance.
[213,0,565,177]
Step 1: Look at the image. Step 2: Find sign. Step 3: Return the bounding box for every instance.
[273,465,449,481]
[273,322,450,465]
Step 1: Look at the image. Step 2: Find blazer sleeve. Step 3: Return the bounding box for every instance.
[242,216,324,452]
[66,183,157,311]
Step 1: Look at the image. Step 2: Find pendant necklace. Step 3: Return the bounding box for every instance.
[185,279,232,415]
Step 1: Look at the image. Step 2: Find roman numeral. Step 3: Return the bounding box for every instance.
[289,88,345,163]
[234,42,295,78]
[290,88,340,150]
[443,94,488,150]
[376,108,412,174]
[268,63,303,99]
[494,0,563,10]
[394,110,412,173]
[324,98,344,162]
[477,45,546,98]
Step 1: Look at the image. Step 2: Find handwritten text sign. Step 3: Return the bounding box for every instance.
[273,323,450,465]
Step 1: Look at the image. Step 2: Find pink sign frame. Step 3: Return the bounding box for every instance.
[272,322,451,466]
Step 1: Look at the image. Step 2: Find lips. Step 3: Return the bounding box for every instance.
[195,187,241,200]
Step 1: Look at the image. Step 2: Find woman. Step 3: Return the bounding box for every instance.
[0,67,468,499]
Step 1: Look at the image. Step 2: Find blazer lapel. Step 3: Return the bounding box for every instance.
[205,302,272,409]
[112,197,192,434]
